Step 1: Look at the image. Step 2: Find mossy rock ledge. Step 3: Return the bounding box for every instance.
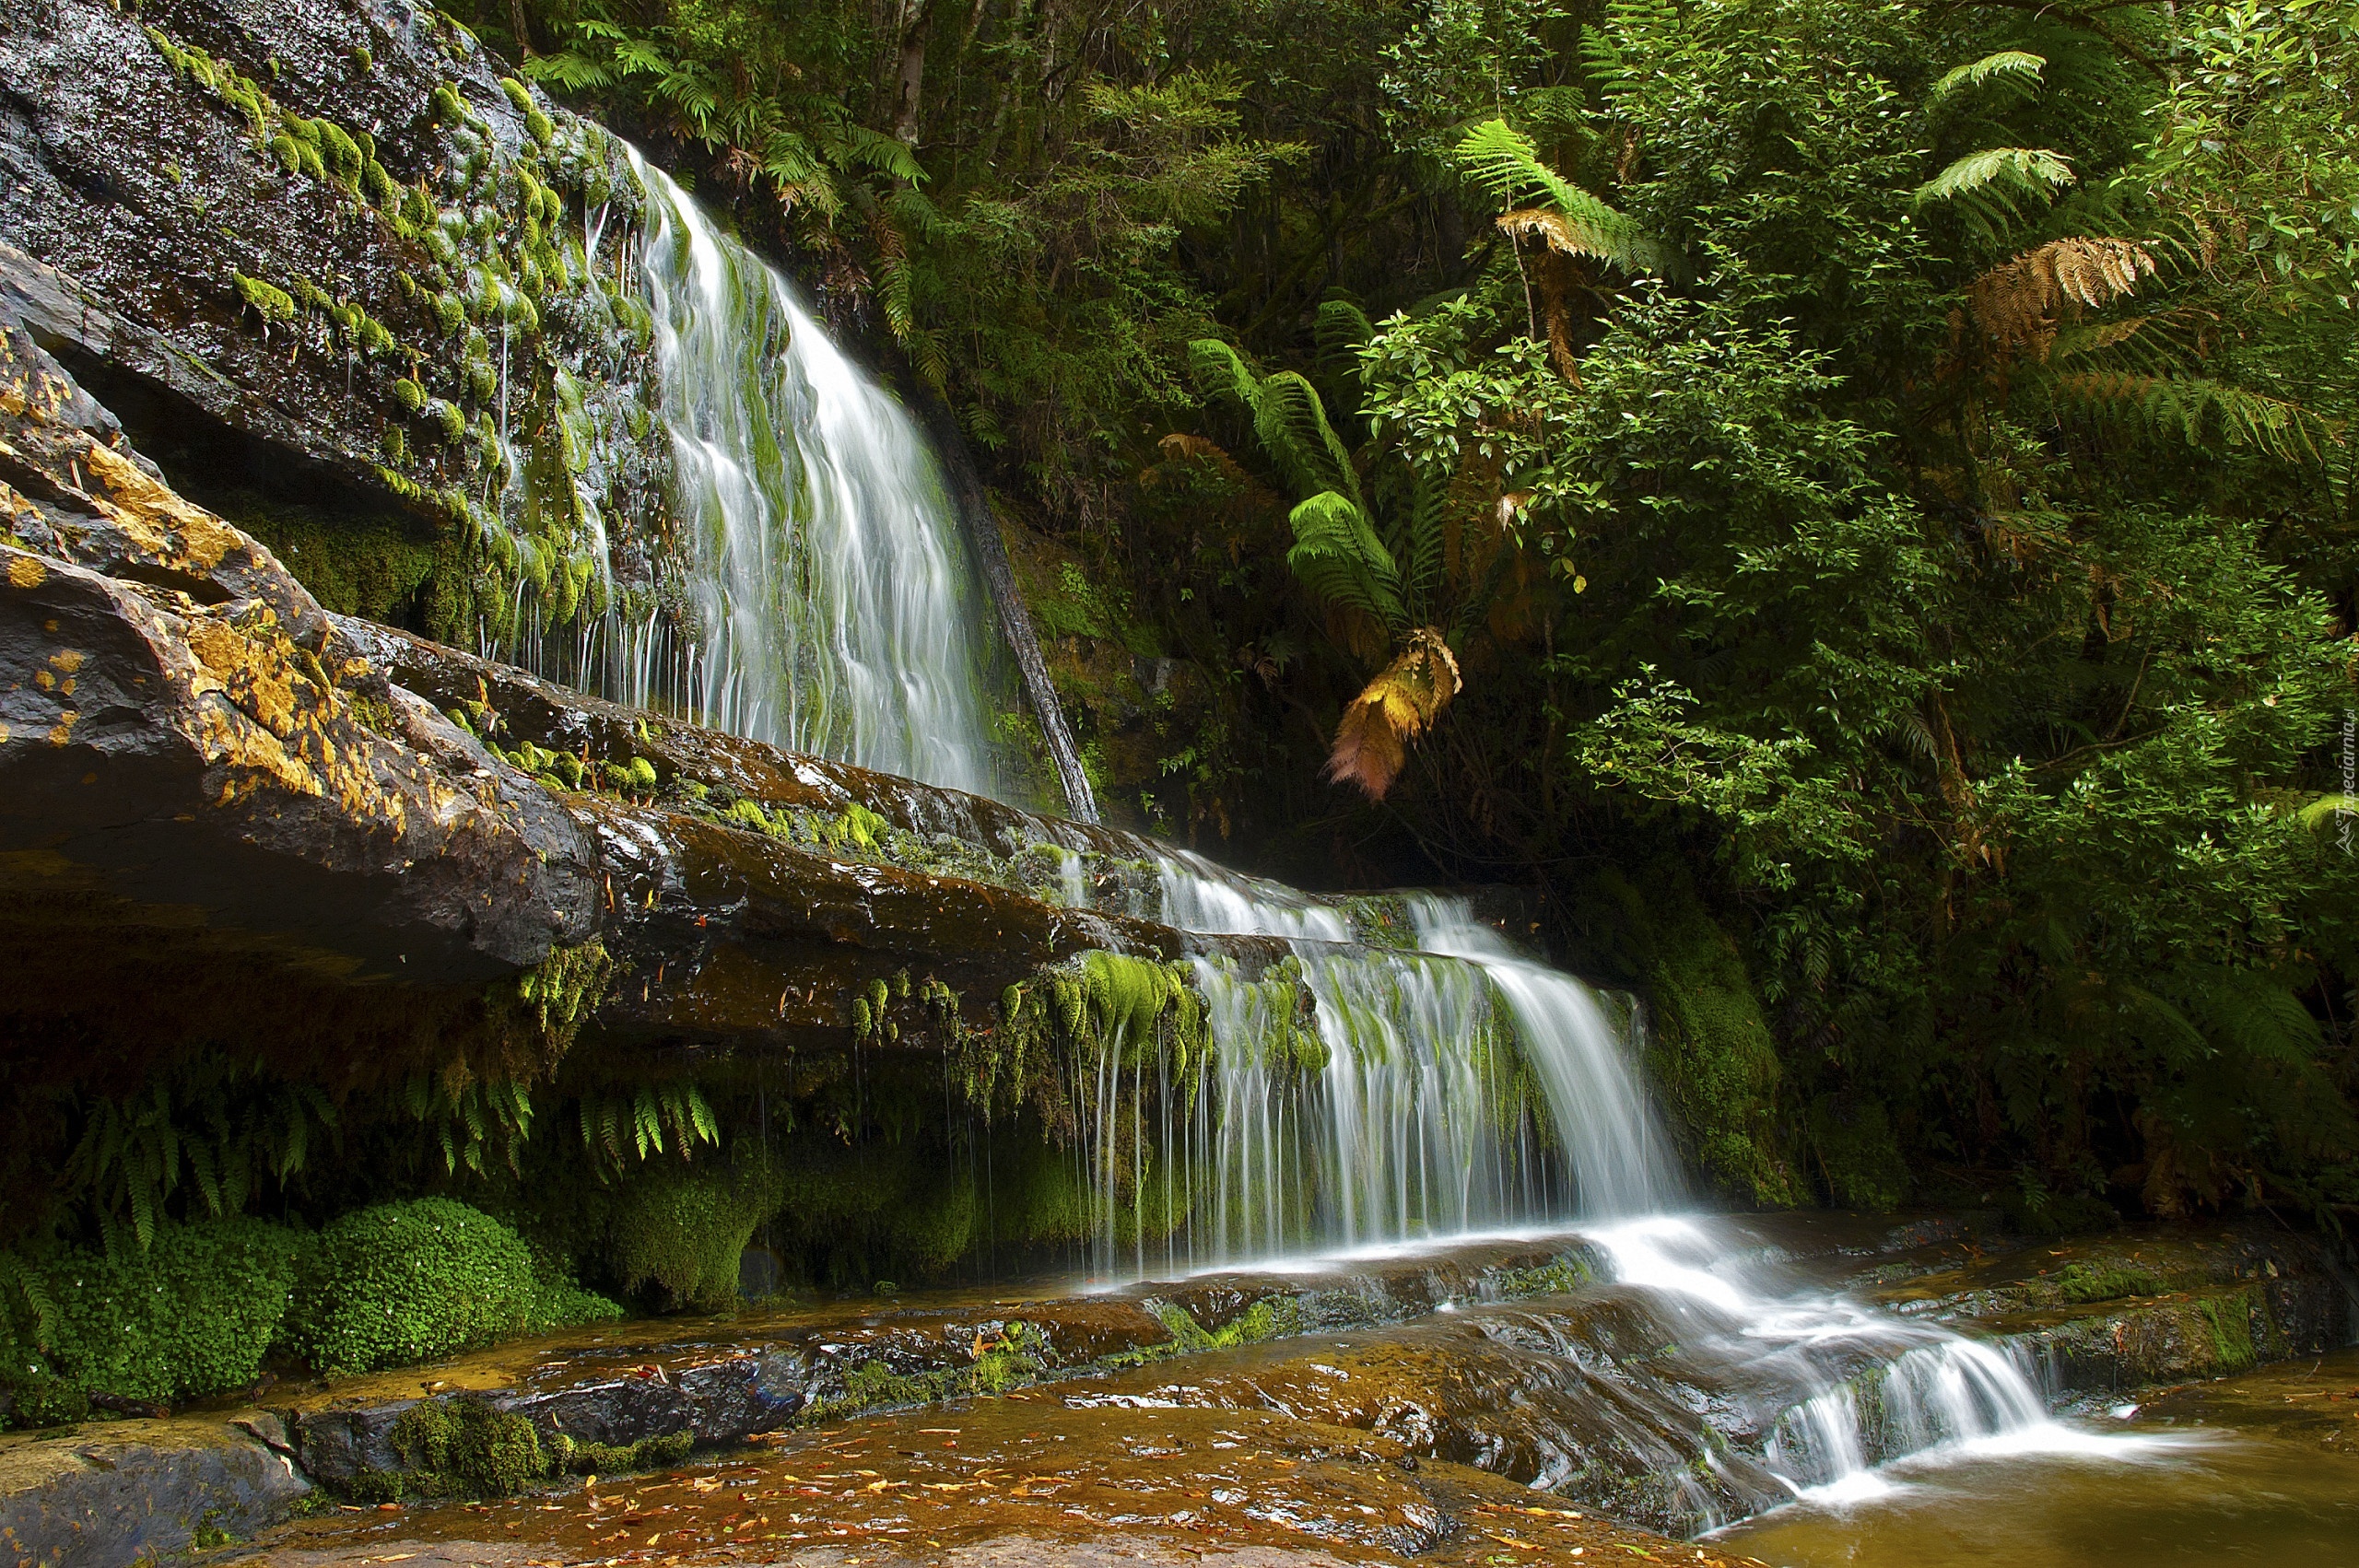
[0,310,1289,1098]
[1,0,673,647]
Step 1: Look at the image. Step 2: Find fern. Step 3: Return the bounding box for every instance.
[1915,146,2074,206]
[2048,371,2334,462]
[1962,237,2157,360]
[1928,50,2047,106]
[1285,491,1407,630]
[1190,340,1365,510]
[1453,119,1669,275]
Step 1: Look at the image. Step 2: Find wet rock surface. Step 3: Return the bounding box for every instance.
[0,314,1295,1082]
[0,1417,310,1568]
[0,0,663,523]
[8,1213,2348,1563]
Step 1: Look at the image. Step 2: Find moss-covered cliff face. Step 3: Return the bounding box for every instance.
[0,0,670,647]
[0,313,1311,1341]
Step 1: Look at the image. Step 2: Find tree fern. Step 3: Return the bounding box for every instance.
[2048,371,2333,462]
[1914,146,2074,206]
[1285,491,1406,630]
[1453,119,1669,275]
[1928,50,2047,106]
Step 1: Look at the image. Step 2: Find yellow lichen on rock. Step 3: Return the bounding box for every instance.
[6,555,43,589]
[77,438,241,572]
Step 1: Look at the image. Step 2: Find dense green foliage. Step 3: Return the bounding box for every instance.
[27,1219,300,1408]
[454,0,2359,1223]
[286,1199,620,1375]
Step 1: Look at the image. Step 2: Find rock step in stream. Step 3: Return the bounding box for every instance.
[1,1213,2347,1566]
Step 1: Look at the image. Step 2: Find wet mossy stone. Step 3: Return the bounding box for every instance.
[388,1395,546,1498]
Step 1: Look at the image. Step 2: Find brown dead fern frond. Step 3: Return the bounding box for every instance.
[1325,628,1461,802]
[1965,238,2157,363]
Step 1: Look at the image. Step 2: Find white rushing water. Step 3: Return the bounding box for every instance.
[1070,853,1681,1278]
[1584,1215,2168,1522]
[622,151,1002,793]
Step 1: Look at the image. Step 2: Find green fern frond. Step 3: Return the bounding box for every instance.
[2048,371,2335,462]
[1929,51,2046,105]
[522,50,613,92]
[1287,491,1407,630]
[831,123,928,184]
[1914,146,2073,205]
[1453,119,1669,275]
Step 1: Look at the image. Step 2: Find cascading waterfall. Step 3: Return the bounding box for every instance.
[622,150,1001,794]
[1070,852,1681,1279]
[497,146,1010,798]
[1578,1215,2156,1525]
[492,145,2167,1528]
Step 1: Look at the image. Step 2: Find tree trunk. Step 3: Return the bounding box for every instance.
[892,0,933,146]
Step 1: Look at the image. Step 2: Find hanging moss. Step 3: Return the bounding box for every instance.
[605,1157,785,1311]
[495,940,615,1069]
[1598,866,1802,1208]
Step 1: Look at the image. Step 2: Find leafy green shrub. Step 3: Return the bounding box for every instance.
[40,1218,302,1406]
[285,1199,616,1376]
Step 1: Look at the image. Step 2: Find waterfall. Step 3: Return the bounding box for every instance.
[1069,852,1680,1278]
[500,144,2141,1525]
[1584,1215,2157,1524]
[620,150,1003,794]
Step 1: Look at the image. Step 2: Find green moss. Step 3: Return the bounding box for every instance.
[550,1428,695,1478]
[34,1218,300,1407]
[2198,1291,2259,1374]
[1601,867,1801,1208]
[225,491,441,626]
[233,273,297,324]
[431,82,465,123]
[1494,1254,1594,1298]
[499,940,615,1065]
[804,1322,1048,1422]
[284,1199,613,1376]
[2057,1262,2166,1303]
[606,1158,783,1312]
[391,1396,546,1497]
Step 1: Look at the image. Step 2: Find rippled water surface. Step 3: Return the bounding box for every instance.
[1719,1348,2359,1566]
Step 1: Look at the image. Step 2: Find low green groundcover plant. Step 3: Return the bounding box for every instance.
[285,1197,619,1376]
[41,1217,303,1406]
